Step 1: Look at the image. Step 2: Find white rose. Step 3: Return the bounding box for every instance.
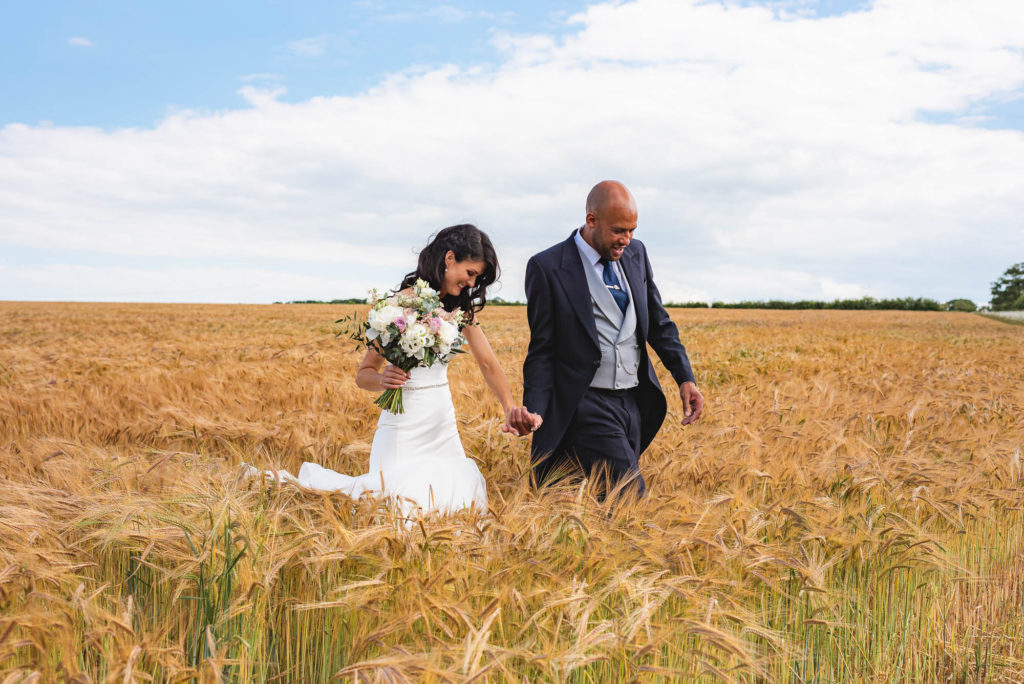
[384,305,405,327]
[438,321,459,345]
[369,305,401,333]
[366,308,381,332]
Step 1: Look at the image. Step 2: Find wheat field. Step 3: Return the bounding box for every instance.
[1,301,1022,682]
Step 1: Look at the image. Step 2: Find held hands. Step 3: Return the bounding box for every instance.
[502,406,544,437]
[680,381,705,426]
[380,364,410,389]
[381,363,542,436]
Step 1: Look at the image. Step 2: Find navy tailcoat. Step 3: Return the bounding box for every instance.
[522,231,696,465]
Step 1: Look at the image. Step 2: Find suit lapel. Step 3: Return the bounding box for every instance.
[620,245,649,341]
[555,231,600,349]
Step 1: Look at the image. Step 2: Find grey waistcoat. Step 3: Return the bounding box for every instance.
[579,252,641,390]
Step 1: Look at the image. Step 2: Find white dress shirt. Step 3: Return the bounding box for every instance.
[574,228,626,285]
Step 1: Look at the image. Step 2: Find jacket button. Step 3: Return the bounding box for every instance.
[593,360,601,367]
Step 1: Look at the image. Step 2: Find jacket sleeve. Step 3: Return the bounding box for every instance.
[522,255,555,418]
[643,248,697,387]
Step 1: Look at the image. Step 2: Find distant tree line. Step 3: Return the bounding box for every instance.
[274,298,368,305]
[665,297,946,311]
[944,299,977,312]
[280,296,974,311]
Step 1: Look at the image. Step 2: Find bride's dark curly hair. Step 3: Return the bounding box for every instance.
[400,224,499,322]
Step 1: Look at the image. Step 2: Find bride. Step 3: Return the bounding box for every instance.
[254,224,542,516]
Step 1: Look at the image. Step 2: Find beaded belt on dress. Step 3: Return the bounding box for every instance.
[403,382,449,391]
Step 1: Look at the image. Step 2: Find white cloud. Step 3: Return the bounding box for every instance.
[655,264,868,304]
[5,0,1024,305]
[237,85,287,107]
[0,263,372,303]
[286,35,328,58]
[68,37,93,48]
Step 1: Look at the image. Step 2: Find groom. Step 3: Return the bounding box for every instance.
[522,181,704,494]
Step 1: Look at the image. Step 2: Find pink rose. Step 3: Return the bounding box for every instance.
[394,316,407,331]
[429,317,442,333]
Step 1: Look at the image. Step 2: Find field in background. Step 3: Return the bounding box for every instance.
[984,311,1024,325]
[1,302,1023,682]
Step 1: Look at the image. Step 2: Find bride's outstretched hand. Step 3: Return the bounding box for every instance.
[502,406,543,437]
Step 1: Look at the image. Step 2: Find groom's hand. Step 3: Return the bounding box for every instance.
[680,381,704,426]
[503,406,543,437]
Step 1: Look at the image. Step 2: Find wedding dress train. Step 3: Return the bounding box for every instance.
[252,363,487,516]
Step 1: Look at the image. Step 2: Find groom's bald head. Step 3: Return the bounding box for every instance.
[582,180,638,261]
[586,180,636,218]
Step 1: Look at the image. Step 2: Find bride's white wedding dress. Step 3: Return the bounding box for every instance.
[252,362,487,516]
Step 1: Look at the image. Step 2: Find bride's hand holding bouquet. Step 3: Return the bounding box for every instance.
[345,278,468,414]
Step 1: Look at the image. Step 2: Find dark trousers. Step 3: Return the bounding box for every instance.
[533,386,646,497]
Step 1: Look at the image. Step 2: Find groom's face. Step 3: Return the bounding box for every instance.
[584,202,637,261]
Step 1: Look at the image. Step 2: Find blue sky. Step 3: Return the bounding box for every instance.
[2,0,1022,304]
[3,1,596,128]
[3,1,876,129]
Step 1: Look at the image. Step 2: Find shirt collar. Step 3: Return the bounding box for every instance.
[573,227,602,267]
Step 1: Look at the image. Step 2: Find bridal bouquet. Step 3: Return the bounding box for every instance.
[341,279,468,414]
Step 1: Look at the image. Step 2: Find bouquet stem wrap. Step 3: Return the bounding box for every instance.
[375,387,405,414]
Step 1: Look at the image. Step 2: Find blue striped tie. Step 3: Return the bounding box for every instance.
[599,258,628,313]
